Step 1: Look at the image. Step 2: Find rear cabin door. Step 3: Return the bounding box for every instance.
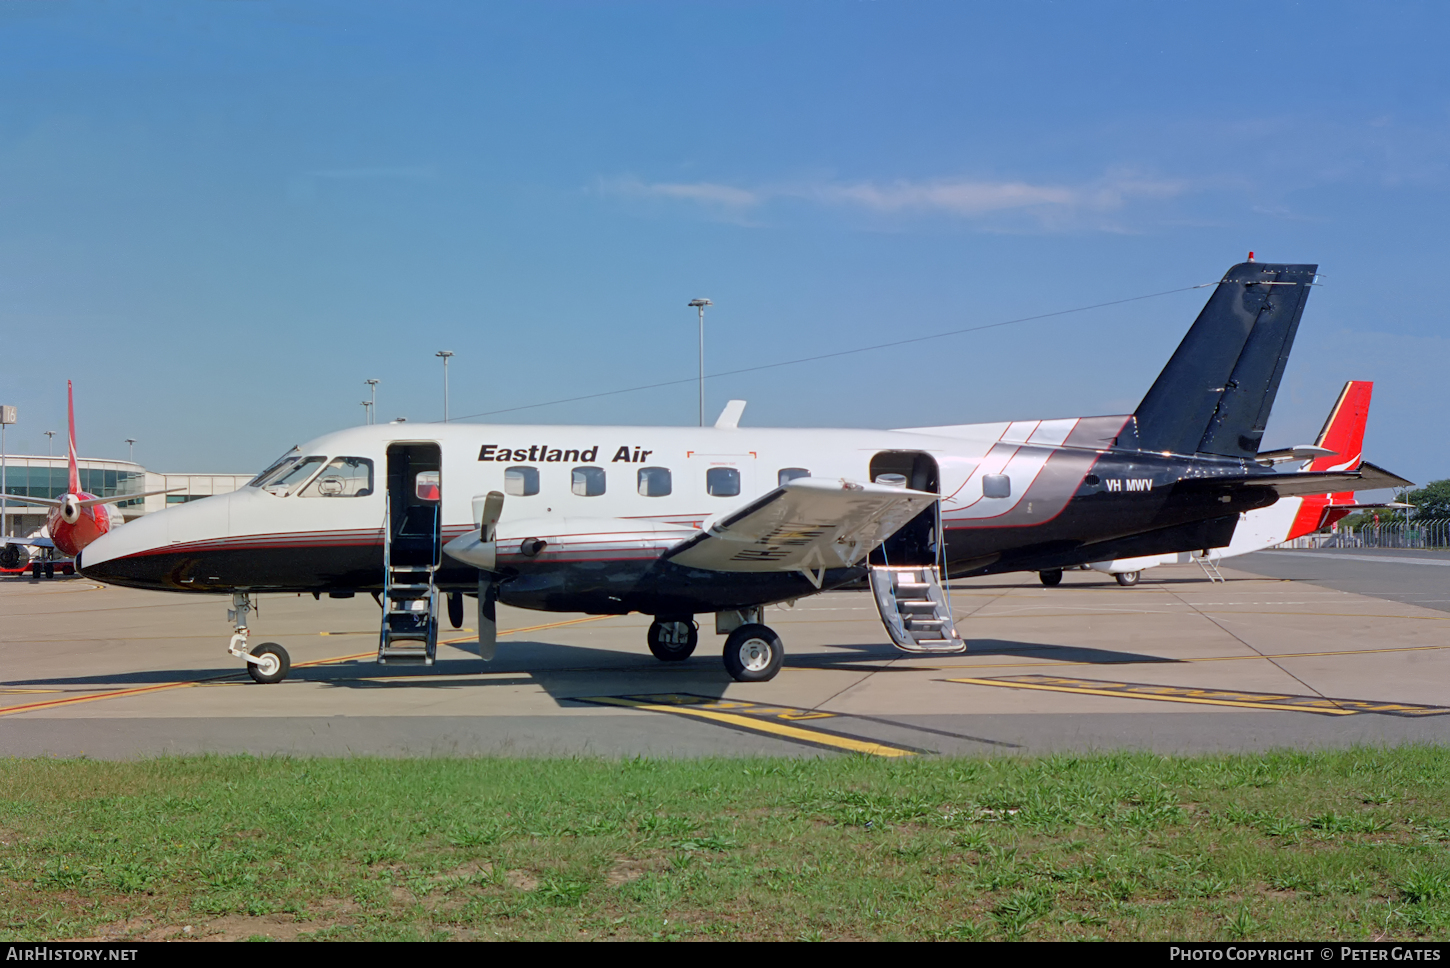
[869,451,940,566]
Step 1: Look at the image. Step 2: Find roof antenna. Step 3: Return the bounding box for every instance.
[1247,251,1255,262]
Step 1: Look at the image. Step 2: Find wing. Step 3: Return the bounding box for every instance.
[664,478,938,580]
[2,535,54,548]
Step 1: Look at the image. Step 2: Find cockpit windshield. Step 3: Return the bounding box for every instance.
[262,456,327,496]
[248,448,303,488]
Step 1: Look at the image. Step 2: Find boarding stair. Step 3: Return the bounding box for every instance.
[869,564,965,654]
[378,500,441,665]
[1194,553,1226,583]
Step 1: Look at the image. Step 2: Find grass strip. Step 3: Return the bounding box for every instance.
[1,749,1449,941]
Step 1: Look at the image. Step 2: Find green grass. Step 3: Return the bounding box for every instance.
[1,749,1449,940]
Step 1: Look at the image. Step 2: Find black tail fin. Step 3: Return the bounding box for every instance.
[1128,260,1317,459]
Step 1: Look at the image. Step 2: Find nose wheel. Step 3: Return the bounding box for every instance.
[227,591,293,684]
[246,643,291,684]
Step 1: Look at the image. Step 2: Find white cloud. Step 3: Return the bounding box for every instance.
[601,170,1188,229]
[602,176,760,208]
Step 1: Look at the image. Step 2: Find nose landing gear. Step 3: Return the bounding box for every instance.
[226,591,292,684]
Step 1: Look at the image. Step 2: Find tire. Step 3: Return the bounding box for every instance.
[1039,569,1063,587]
[1115,571,1140,586]
[44,563,54,579]
[722,624,783,682]
[247,642,291,684]
[647,617,697,661]
[61,564,75,576]
[31,563,42,579]
[447,592,464,629]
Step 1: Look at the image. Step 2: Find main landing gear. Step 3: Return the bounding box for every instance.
[645,609,785,682]
[1115,571,1141,586]
[1038,569,1063,587]
[227,591,292,684]
[647,616,698,661]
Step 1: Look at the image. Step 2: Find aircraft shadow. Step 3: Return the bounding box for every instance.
[3,637,1178,704]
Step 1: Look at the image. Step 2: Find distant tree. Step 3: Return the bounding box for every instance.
[1407,480,1450,520]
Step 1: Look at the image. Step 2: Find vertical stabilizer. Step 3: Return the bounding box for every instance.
[66,380,81,495]
[1130,261,1317,459]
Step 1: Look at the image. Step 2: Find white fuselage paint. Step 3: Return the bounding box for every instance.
[82,418,1103,569]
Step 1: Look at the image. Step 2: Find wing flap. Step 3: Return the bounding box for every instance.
[665,478,938,574]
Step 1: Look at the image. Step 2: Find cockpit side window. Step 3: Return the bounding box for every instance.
[248,447,303,487]
[300,457,375,498]
[263,456,326,496]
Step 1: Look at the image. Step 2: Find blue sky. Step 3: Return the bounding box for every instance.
[1,1,1447,488]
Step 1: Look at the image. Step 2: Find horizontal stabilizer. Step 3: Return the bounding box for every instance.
[1182,461,1411,500]
[666,478,937,576]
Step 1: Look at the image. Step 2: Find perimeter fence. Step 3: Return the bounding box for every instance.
[1277,520,1450,550]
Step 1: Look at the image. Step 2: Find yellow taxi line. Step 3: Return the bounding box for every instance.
[583,695,916,757]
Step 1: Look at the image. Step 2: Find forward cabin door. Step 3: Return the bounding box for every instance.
[380,442,442,665]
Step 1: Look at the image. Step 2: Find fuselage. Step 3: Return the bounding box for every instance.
[78,415,1278,614]
[47,493,118,558]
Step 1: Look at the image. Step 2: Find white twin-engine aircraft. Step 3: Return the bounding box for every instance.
[77,260,1408,684]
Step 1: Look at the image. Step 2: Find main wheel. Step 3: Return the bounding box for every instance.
[1039,569,1063,587]
[44,562,54,579]
[1115,571,1140,586]
[447,592,464,629]
[647,617,698,661]
[722,624,783,682]
[247,643,291,684]
[31,563,42,579]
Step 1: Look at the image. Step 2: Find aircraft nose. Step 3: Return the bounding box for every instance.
[77,507,173,589]
[80,491,232,590]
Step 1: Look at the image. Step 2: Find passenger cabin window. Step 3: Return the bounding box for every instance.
[572,466,605,497]
[778,468,810,485]
[415,470,441,501]
[263,456,326,496]
[505,466,539,496]
[637,466,672,497]
[706,466,741,497]
[301,457,374,498]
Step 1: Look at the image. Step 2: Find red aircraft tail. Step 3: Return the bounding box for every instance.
[1288,381,1373,539]
[66,380,81,495]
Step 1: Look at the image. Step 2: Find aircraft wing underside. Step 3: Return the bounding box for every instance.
[665,478,937,578]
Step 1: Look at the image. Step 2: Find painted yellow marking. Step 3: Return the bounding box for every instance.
[945,675,1450,717]
[0,615,615,718]
[0,689,62,695]
[578,694,916,757]
[873,643,1450,674]
[0,681,204,718]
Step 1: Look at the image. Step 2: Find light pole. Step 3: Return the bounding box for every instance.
[688,299,712,427]
[364,379,379,425]
[45,431,55,458]
[435,351,454,422]
[0,405,15,537]
[125,439,136,462]
[361,400,372,425]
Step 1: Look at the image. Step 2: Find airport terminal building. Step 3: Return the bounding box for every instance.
[0,455,250,537]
